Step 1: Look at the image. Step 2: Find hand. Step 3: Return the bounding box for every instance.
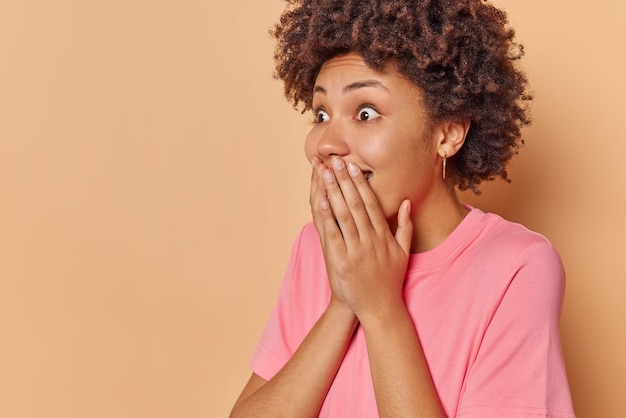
[309,155,414,321]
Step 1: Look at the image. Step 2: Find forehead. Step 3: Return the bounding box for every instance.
[319,53,373,72]
[316,53,386,84]
[314,53,423,102]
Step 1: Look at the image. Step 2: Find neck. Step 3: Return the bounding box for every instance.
[408,187,468,254]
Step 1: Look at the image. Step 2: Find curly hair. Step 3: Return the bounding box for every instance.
[271,0,532,192]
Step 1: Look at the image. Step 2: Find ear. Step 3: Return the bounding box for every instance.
[436,119,470,159]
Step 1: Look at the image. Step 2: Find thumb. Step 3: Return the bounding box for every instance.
[395,199,413,255]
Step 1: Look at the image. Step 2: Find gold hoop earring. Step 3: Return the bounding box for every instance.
[442,155,447,180]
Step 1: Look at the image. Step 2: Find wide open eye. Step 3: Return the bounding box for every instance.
[357,106,381,121]
[314,109,330,123]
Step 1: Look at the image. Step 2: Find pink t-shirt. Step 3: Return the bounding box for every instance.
[251,207,575,417]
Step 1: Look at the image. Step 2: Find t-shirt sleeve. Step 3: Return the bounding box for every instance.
[457,240,575,418]
[249,232,302,380]
[249,223,326,381]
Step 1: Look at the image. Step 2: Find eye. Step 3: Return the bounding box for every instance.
[357,106,381,121]
[313,109,330,124]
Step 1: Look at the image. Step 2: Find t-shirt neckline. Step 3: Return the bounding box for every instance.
[406,205,485,271]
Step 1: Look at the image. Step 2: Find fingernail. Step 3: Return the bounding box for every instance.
[347,162,360,176]
[331,157,344,170]
[320,197,329,210]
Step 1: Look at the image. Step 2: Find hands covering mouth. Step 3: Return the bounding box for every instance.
[308,154,414,323]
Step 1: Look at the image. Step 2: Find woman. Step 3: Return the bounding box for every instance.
[231,0,575,416]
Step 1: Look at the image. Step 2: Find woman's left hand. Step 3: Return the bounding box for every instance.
[310,155,414,322]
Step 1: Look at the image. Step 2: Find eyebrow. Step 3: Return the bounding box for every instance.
[313,79,390,95]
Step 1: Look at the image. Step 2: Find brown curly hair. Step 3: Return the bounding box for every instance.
[272,0,532,192]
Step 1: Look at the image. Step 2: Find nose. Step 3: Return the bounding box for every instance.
[314,120,350,160]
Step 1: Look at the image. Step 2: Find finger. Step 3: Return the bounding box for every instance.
[320,162,359,243]
[329,158,375,236]
[345,162,389,234]
[309,156,323,207]
[317,192,347,253]
[309,157,328,240]
[311,158,347,254]
[394,199,414,256]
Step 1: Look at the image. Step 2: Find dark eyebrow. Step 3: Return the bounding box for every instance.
[343,80,390,94]
[313,85,327,95]
[312,79,390,96]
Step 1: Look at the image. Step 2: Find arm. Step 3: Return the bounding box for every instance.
[230,299,357,417]
[314,156,445,417]
[230,159,362,417]
[457,241,574,417]
[360,304,445,417]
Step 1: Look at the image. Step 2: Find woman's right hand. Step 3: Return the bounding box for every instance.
[309,155,413,322]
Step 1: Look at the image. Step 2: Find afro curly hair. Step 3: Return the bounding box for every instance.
[271,0,532,192]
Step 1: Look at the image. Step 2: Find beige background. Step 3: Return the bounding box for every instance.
[0,1,624,417]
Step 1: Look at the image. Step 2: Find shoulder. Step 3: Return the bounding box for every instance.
[299,222,320,243]
[473,210,562,265]
[281,222,331,327]
[452,212,567,341]
[286,222,327,285]
[289,222,322,264]
[452,209,565,299]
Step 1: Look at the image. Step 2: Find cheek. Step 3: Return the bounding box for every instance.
[374,180,407,215]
